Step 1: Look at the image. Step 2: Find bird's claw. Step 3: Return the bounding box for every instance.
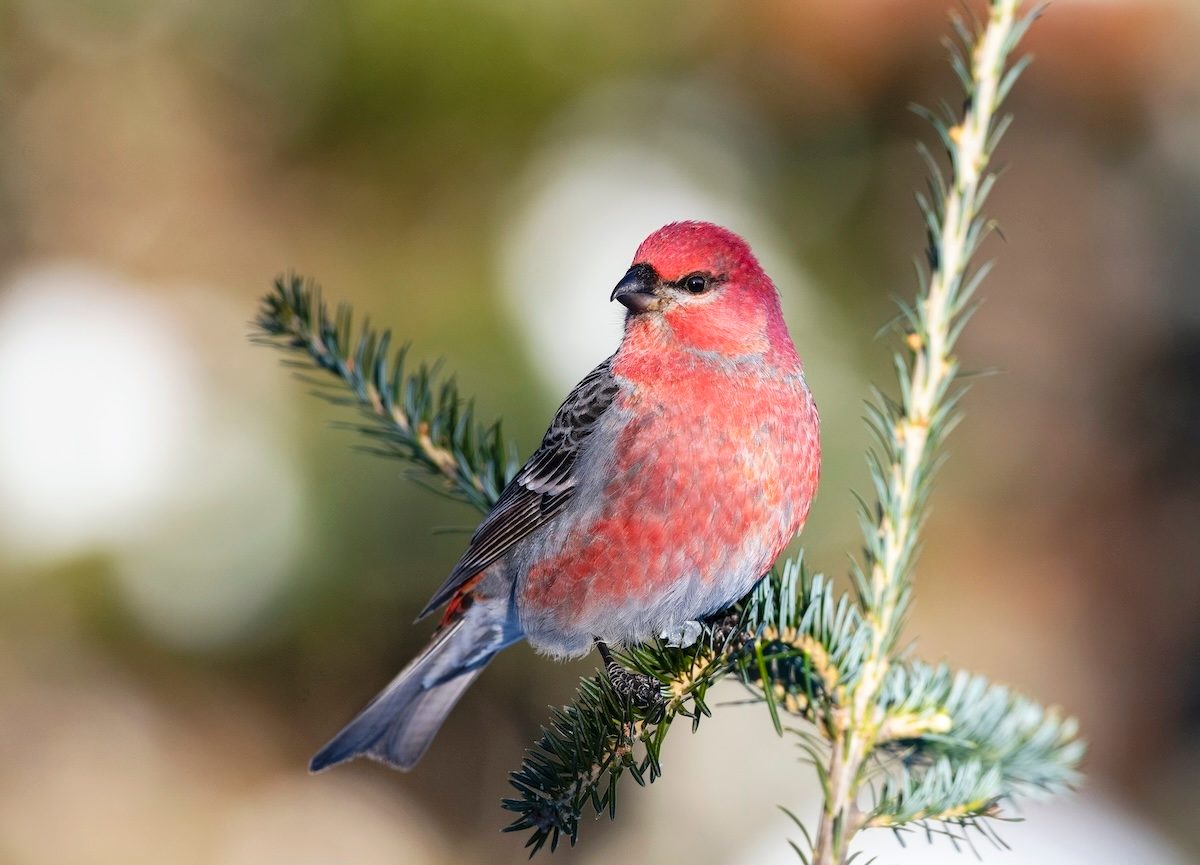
[595,640,666,715]
[703,608,748,650]
[606,662,666,713]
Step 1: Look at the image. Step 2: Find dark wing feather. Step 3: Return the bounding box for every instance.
[418,357,619,618]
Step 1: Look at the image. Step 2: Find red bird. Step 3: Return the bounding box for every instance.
[311,221,821,771]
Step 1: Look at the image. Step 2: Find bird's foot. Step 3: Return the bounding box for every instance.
[595,641,666,714]
[703,608,748,650]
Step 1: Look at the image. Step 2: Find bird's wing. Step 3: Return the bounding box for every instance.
[418,357,620,619]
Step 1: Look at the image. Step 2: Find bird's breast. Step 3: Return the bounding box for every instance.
[517,352,819,652]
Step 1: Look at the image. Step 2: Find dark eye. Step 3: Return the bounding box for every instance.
[682,273,709,294]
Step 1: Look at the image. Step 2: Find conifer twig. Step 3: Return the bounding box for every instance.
[815,3,1046,861]
[252,277,514,513]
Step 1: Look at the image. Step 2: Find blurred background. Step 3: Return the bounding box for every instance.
[1,0,1198,862]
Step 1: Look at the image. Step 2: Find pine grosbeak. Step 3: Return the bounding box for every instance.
[311,221,820,771]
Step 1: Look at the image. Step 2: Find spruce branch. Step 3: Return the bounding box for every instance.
[252,275,514,513]
[502,631,738,854]
[808,4,1054,862]
[251,2,1084,860]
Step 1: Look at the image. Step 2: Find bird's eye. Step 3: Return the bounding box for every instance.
[682,273,709,294]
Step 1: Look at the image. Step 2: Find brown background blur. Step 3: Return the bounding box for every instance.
[1,1,1198,863]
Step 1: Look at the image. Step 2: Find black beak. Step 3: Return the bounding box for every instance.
[610,263,661,313]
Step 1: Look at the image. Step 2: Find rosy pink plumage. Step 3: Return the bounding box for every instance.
[310,221,820,773]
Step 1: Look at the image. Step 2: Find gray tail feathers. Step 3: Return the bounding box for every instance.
[309,620,494,772]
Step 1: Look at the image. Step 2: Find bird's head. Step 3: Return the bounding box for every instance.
[612,221,793,360]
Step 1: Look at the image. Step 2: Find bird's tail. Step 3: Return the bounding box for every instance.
[309,614,508,772]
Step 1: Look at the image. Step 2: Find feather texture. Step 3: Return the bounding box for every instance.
[419,357,619,618]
